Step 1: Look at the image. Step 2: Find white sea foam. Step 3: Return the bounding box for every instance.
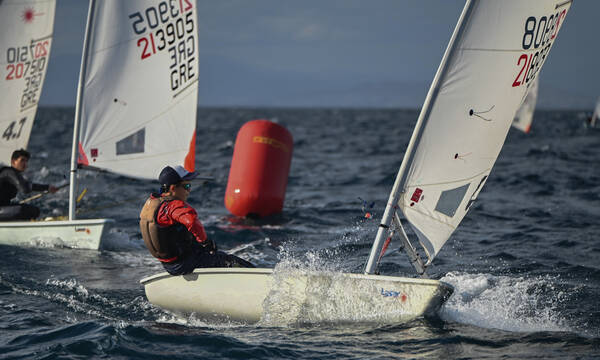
[101,228,144,251]
[28,236,69,248]
[38,166,50,178]
[33,278,157,324]
[9,277,108,320]
[440,272,571,333]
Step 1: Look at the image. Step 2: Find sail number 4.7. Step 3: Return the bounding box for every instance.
[2,118,27,141]
[512,8,567,88]
[129,0,196,92]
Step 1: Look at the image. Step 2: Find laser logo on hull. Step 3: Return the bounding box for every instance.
[380,288,407,302]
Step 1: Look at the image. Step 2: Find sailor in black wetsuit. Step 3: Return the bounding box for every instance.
[0,149,58,221]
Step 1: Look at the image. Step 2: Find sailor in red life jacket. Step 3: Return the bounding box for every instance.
[140,165,254,275]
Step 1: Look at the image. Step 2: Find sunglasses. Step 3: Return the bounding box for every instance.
[179,183,192,191]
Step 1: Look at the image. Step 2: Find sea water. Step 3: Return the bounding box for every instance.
[0,107,599,359]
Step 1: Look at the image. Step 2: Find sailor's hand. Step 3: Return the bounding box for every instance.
[48,185,59,193]
[201,238,217,254]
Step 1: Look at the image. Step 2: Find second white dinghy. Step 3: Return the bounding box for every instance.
[141,0,572,324]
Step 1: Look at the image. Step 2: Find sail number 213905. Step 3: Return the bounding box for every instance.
[128,0,196,92]
[512,8,567,88]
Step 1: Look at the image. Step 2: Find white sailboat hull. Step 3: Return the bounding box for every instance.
[140,268,453,324]
[0,218,113,250]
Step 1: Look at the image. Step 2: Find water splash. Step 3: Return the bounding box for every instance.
[256,241,447,326]
[227,237,270,264]
[440,272,571,333]
[101,228,144,251]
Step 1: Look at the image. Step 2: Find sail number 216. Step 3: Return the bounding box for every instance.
[512,8,567,88]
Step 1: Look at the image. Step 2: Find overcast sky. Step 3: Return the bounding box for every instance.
[40,0,599,109]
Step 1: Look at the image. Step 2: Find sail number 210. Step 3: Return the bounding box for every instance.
[512,8,567,88]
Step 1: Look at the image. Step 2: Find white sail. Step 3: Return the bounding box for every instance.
[365,0,572,274]
[591,97,600,127]
[76,0,198,179]
[400,0,571,261]
[512,78,539,133]
[0,0,55,164]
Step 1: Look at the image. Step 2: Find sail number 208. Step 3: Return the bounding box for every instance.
[512,8,567,88]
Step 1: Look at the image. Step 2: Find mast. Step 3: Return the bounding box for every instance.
[69,0,96,221]
[364,0,477,275]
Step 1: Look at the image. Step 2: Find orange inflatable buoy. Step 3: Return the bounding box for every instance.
[225,119,293,217]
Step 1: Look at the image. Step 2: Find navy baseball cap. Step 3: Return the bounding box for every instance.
[158,165,198,186]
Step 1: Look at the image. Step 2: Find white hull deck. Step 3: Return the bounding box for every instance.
[140,268,454,324]
[0,218,114,250]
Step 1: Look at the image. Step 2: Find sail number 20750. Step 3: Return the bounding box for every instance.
[4,41,51,110]
[512,8,567,88]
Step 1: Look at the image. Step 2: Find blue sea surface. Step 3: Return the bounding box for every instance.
[1,107,599,359]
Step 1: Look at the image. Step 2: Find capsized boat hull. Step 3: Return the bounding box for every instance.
[140,268,454,324]
[0,218,114,250]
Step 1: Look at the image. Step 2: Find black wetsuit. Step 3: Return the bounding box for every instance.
[0,166,49,220]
